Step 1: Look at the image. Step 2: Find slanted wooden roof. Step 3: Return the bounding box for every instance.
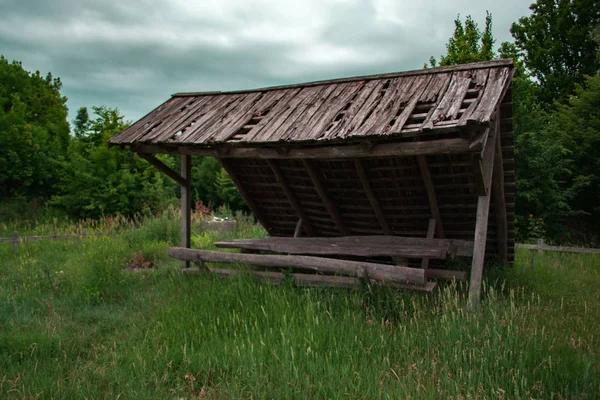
[110,59,515,265]
[110,59,513,149]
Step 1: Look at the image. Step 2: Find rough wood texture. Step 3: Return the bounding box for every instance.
[169,247,426,285]
[181,155,192,269]
[110,60,513,147]
[215,236,462,259]
[354,158,391,234]
[417,156,444,238]
[303,160,350,235]
[131,137,479,160]
[421,218,437,270]
[267,160,315,236]
[469,118,497,306]
[138,153,187,186]
[516,243,600,254]
[427,269,467,281]
[183,267,437,293]
[110,59,515,267]
[294,219,303,238]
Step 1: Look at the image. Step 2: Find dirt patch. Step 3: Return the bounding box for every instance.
[125,252,154,271]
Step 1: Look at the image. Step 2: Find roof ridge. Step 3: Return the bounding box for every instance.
[172,59,513,98]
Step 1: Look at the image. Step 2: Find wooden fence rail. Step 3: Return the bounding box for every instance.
[516,239,600,255]
[0,231,91,253]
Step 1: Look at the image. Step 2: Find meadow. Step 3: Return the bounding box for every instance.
[0,210,598,399]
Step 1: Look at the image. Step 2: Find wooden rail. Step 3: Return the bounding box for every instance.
[516,239,600,255]
[0,231,90,253]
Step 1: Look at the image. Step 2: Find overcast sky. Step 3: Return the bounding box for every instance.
[1,0,532,123]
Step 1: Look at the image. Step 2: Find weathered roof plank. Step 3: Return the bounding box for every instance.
[358,76,414,137]
[336,79,388,139]
[149,96,214,143]
[280,85,339,142]
[458,68,490,126]
[241,88,303,143]
[386,74,433,134]
[109,60,514,148]
[423,71,472,130]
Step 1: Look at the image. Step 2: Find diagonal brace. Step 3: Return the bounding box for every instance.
[137,153,188,187]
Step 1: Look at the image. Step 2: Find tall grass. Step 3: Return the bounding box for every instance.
[0,213,598,399]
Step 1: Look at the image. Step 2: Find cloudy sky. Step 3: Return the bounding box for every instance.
[1,0,532,123]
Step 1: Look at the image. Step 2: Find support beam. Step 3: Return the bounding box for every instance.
[216,235,472,257]
[354,159,391,235]
[470,128,491,196]
[468,128,490,151]
[294,219,303,238]
[219,159,274,234]
[416,156,444,238]
[468,119,497,307]
[181,154,192,269]
[427,269,467,282]
[491,115,508,265]
[420,218,437,270]
[169,247,426,285]
[183,268,438,293]
[302,160,350,235]
[130,137,481,160]
[472,157,486,196]
[266,159,315,236]
[137,152,187,187]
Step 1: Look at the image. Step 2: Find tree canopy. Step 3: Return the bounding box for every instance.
[511,0,600,106]
[428,13,495,67]
[0,56,70,200]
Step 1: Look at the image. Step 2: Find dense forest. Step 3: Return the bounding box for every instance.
[1,0,599,244]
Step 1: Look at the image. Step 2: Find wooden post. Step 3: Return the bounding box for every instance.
[181,155,192,269]
[294,219,303,238]
[420,218,437,271]
[537,238,545,255]
[12,231,19,254]
[468,117,497,307]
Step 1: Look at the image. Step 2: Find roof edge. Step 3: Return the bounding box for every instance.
[172,59,514,98]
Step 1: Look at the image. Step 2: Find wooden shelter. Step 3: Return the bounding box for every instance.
[109,59,515,304]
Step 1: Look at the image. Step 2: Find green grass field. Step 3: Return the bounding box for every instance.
[1,213,598,399]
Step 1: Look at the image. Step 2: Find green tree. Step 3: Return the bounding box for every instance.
[496,42,565,238]
[52,107,176,218]
[191,156,222,208]
[0,56,70,200]
[73,107,90,139]
[511,0,600,106]
[215,167,245,211]
[543,75,600,238]
[428,13,496,67]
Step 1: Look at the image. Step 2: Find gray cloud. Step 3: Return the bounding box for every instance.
[0,0,532,123]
